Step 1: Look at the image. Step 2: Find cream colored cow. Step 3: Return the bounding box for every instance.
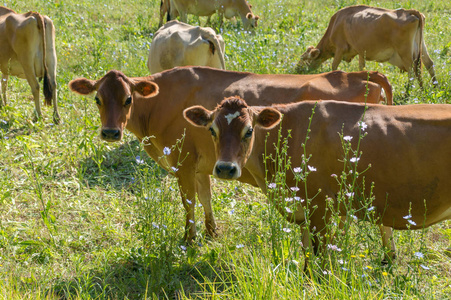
[148,20,225,74]
[0,6,59,123]
[169,0,259,30]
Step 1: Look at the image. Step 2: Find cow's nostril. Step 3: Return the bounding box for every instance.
[101,129,121,141]
[215,162,237,179]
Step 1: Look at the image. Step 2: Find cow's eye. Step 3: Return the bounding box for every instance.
[244,128,253,138]
[124,95,132,106]
[95,96,101,106]
[209,127,216,137]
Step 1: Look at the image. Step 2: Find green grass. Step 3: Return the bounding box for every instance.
[1,0,450,298]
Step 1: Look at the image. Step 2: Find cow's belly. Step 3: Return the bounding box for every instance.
[366,48,395,63]
[186,4,216,16]
[0,58,26,78]
[431,207,451,224]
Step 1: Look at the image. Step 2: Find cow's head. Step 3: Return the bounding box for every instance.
[244,13,259,30]
[297,46,322,71]
[69,70,159,142]
[183,96,281,180]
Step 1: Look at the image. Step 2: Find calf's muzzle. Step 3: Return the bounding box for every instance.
[214,161,240,180]
[101,128,121,141]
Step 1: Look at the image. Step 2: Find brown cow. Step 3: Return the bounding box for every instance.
[0,6,59,123]
[169,0,259,30]
[184,96,451,267]
[68,66,392,243]
[297,5,437,87]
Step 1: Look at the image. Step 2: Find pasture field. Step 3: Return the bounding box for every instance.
[1,0,450,298]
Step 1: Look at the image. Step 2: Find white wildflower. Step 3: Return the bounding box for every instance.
[293,167,302,173]
[350,157,360,163]
[307,165,317,172]
[163,147,171,155]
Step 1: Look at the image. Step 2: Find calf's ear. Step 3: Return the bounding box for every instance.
[255,108,281,129]
[133,81,159,98]
[183,106,213,127]
[69,78,97,95]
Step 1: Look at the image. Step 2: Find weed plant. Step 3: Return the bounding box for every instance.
[0,0,450,299]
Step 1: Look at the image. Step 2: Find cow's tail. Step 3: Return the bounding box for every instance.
[31,12,52,106]
[202,30,226,70]
[409,9,424,80]
[367,71,393,105]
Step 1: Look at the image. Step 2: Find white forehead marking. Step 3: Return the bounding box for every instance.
[224,111,240,125]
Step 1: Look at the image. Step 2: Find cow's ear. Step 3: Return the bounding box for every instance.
[254,107,281,129]
[69,78,97,95]
[183,106,214,127]
[133,81,159,98]
[310,48,321,59]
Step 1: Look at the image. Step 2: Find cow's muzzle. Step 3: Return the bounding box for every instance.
[101,128,121,142]
[214,161,241,180]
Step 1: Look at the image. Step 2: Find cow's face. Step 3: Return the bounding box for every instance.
[69,70,159,142]
[298,46,322,70]
[244,13,259,30]
[184,97,281,180]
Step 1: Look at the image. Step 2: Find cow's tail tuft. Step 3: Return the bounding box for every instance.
[43,71,52,106]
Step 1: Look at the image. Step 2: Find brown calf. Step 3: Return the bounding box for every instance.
[184,97,451,264]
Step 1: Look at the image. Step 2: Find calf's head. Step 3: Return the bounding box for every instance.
[69,70,159,142]
[183,96,281,180]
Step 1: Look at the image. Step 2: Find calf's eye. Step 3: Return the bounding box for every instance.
[124,96,132,106]
[209,127,216,137]
[95,96,101,106]
[244,128,253,138]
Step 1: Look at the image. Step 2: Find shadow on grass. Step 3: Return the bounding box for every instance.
[78,139,168,192]
[49,246,225,299]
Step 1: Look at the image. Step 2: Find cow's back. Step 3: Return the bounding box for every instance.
[148,22,223,73]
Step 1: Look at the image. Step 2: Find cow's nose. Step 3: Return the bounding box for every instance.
[101,128,121,141]
[214,162,239,179]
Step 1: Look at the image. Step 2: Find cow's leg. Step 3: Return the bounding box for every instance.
[20,61,42,121]
[195,173,217,238]
[301,224,323,272]
[421,41,437,86]
[358,53,366,70]
[331,51,343,70]
[159,0,166,27]
[177,174,197,242]
[380,225,396,264]
[0,74,7,107]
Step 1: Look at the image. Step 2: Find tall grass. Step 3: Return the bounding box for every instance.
[0,0,450,298]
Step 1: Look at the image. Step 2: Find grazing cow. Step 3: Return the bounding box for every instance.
[0,6,59,123]
[297,5,437,86]
[184,96,451,266]
[69,66,392,243]
[148,20,225,74]
[169,0,259,30]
